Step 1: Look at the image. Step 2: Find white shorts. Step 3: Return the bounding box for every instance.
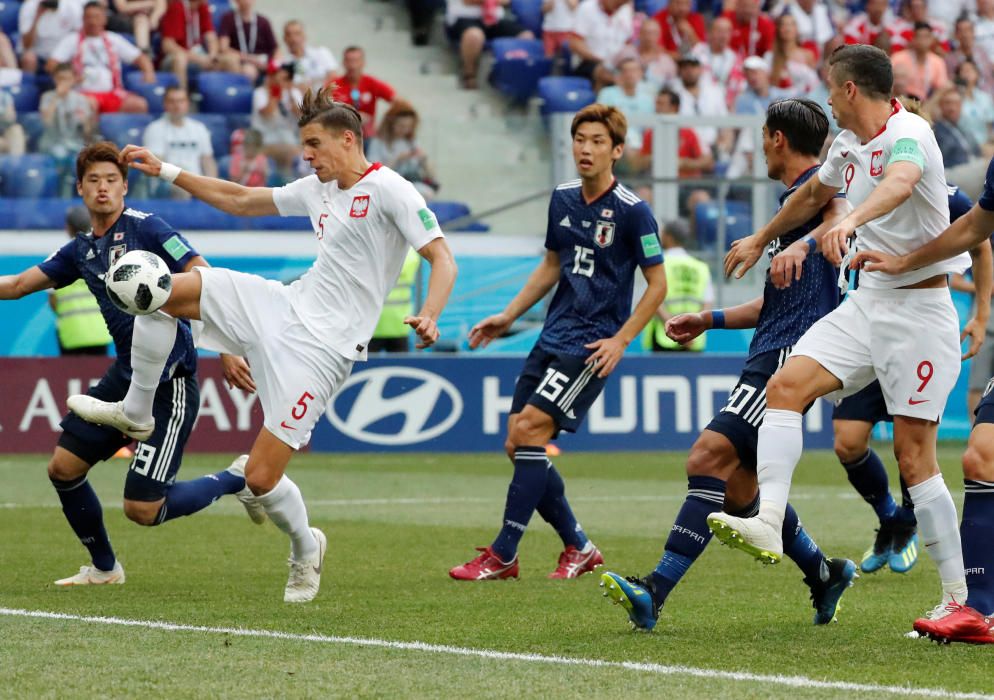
[790,286,961,421]
[193,267,354,449]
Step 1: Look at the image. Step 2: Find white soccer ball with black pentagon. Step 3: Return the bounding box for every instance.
[105,250,172,315]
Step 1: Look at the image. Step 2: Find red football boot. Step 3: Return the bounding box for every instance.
[548,544,605,579]
[916,602,994,644]
[449,546,519,580]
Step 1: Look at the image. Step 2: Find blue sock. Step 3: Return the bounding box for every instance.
[649,475,725,609]
[963,480,994,615]
[896,475,918,525]
[491,446,550,562]
[154,470,244,525]
[51,475,116,572]
[841,449,897,523]
[535,463,588,550]
[783,503,828,582]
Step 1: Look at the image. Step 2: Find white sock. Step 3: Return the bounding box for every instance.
[256,476,318,561]
[908,473,967,599]
[755,409,803,531]
[122,312,177,424]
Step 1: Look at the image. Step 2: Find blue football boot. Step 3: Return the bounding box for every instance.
[806,557,858,625]
[599,572,659,631]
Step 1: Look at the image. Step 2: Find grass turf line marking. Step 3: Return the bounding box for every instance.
[1,608,989,699]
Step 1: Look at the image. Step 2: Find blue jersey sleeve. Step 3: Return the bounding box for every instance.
[142,216,199,272]
[978,158,994,212]
[544,196,558,251]
[628,201,663,267]
[36,239,80,287]
[948,186,973,222]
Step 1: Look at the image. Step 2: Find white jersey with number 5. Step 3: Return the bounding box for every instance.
[272,163,443,361]
[817,99,970,289]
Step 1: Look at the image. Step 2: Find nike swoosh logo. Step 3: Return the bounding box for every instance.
[280,421,297,430]
[841,150,849,157]
[908,398,930,405]
[313,562,322,575]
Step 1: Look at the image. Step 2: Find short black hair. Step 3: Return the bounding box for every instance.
[765,98,829,157]
[83,1,104,11]
[657,87,680,108]
[913,21,933,33]
[827,44,893,101]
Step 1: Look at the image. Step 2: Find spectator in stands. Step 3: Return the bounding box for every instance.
[18,0,84,75]
[692,15,738,96]
[283,20,338,90]
[844,0,905,53]
[669,53,733,155]
[946,17,994,92]
[143,86,216,198]
[897,0,949,51]
[0,89,26,157]
[48,2,155,114]
[765,13,817,93]
[542,0,579,58]
[930,0,976,30]
[723,0,775,59]
[228,127,270,186]
[977,0,994,61]
[734,56,786,114]
[406,0,439,46]
[597,58,654,147]
[217,0,279,83]
[627,19,677,88]
[251,61,301,179]
[368,100,439,200]
[652,0,706,58]
[933,87,986,170]
[331,46,395,140]
[444,0,533,90]
[0,31,16,73]
[569,0,636,91]
[774,0,834,62]
[957,60,994,150]
[806,59,838,135]
[890,22,949,100]
[106,0,166,54]
[39,62,96,195]
[158,0,221,93]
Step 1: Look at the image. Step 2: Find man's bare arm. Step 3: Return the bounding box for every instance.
[0,266,55,300]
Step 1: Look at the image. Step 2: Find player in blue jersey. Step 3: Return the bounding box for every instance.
[852,156,994,643]
[0,142,259,586]
[832,183,976,577]
[599,99,857,631]
[449,104,667,581]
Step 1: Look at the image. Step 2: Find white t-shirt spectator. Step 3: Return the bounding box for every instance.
[50,31,141,93]
[251,85,304,146]
[446,0,506,23]
[572,0,635,68]
[669,79,728,148]
[976,15,994,60]
[930,0,975,29]
[692,44,739,90]
[143,116,213,175]
[778,0,835,50]
[291,45,339,89]
[18,0,84,60]
[544,0,577,33]
[597,82,655,146]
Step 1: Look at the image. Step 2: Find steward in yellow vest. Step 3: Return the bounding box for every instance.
[369,248,421,352]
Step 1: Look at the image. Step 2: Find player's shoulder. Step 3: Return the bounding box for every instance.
[552,179,581,205]
[123,206,173,234]
[888,109,932,140]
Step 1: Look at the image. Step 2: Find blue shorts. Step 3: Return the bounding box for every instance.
[706,347,792,469]
[58,362,199,502]
[510,344,607,436]
[975,377,994,425]
[832,380,893,424]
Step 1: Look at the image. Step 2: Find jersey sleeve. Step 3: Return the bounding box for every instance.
[629,201,663,267]
[887,116,931,173]
[110,32,142,64]
[142,216,200,272]
[272,175,319,217]
[978,158,994,212]
[817,135,847,189]
[384,174,444,250]
[544,195,558,251]
[36,239,80,287]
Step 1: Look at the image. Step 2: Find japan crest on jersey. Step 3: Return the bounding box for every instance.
[350,195,370,218]
[593,220,615,248]
[109,244,127,264]
[870,149,884,177]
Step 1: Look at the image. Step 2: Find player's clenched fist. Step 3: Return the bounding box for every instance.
[467,312,513,349]
[724,234,764,279]
[665,313,708,345]
[120,145,163,177]
[404,315,440,349]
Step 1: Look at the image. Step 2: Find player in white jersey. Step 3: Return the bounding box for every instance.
[67,87,458,603]
[710,44,984,623]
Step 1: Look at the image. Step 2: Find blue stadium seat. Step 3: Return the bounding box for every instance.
[694,200,753,249]
[538,76,594,115]
[0,155,59,198]
[0,2,18,35]
[197,72,253,114]
[17,112,44,151]
[635,0,667,13]
[3,83,40,113]
[99,113,155,147]
[428,201,490,233]
[129,83,168,114]
[211,4,231,32]
[226,113,251,133]
[124,71,179,93]
[195,113,232,156]
[489,38,551,102]
[509,0,543,36]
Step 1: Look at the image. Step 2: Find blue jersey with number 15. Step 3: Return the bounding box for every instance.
[539,179,663,357]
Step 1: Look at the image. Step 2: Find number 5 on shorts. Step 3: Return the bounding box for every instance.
[292,391,315,420]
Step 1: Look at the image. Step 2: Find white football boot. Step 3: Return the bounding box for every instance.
[55,561,126,587]
[284,527,327,603]
[66,396,154,441]
[225,455,267,525]
[707,512,783,565]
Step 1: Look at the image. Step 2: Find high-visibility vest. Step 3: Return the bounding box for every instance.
[373,249,421,339]
[52,279,112,350]
[645,253,711,351]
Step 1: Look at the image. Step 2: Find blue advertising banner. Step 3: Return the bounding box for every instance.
[310,355,836,453]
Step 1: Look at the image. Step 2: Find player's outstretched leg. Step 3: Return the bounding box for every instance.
[838,446,897,572]
[537,462,603,579]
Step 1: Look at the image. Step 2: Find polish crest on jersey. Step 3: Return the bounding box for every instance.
[350,195,370,218]
[870,149,883,177]
[593,220,615,247]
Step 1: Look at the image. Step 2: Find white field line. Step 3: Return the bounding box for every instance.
[0,607,989,699]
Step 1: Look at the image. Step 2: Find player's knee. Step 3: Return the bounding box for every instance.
[47,457,87,483]
[962,443,994,481]
[508,414,549,448]
[686,437,735,480]
[123,499,162,526]
[833,435,867,464]
[894,444,937,483]
[765,371,798,406]
[246,469,280,497]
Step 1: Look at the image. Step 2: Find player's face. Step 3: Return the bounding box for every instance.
[826,66,852,129]
[761,125,784,180]
[77,161,128,216]
[300,122,354,183]
[572,121,622,179]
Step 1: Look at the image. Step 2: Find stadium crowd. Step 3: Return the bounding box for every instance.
[0,0,441,199]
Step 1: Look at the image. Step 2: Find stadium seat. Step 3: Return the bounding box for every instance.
[0,155,59,198]
[195,113,231,156]
[0,2,18,35]
[428,201,490,233]
[509,0,543,36]
[197,72,253,114]
[124,71,179,93]
[211,3,231,32]
[489,38,551,103]
[17,112,44,151]
[3,83,40,113]
[216,154,231,180]
[635,0,668,13]
[538,76,594,116]
[99,113,155,147]
[694,200,753,249]
[129,83,168,114]
[226,112,251,133]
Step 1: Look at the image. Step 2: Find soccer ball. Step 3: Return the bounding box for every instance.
[105,250,172,315]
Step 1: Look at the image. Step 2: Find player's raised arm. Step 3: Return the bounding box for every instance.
[120,144,279,217]
[406,237,458,349]
[0,266,55,299]
[667,294,766,345]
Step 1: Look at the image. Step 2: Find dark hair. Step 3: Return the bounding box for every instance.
[570,103,627,148]
[765,98,829,157]
[53,61,73,74]
[83,1,104,11]
[297,85,364,146]
[827,44,893,101]
[662,219,690,246]
[163,85,187,99]
[913,21,933,32]
[657,87,680,108]
[76,141,128,182]
[343,45,363,56]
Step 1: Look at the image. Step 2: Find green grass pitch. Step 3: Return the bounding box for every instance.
[0,448,991,699]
